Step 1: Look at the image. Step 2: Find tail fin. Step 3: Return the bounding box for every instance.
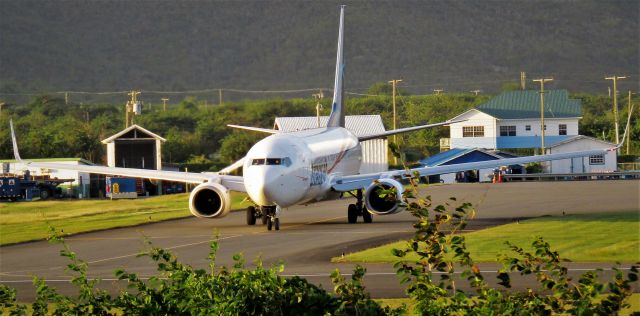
[327,5,346,128]
[9,120,22,161]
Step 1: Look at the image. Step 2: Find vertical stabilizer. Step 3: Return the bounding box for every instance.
[327,5,346,128]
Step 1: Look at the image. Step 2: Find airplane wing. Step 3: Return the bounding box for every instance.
[331,145,619,192]
[8,121,246,192]
[227,124,281,134]
[358,119,466,141]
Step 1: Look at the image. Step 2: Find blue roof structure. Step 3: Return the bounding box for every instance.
[420,148,501,167]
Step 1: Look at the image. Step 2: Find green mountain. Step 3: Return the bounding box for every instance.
[0,0,638,101]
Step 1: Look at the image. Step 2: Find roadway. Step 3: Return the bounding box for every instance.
[1,180,638,301]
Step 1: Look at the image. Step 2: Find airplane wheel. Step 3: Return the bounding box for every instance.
[274,218,280,230]
[363,208,373,223]
[246,206,256,225]
[267,217,273,231]
[347,204,358,224]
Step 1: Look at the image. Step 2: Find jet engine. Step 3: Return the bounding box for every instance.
[188,182,232,218]
[364,178,405,215]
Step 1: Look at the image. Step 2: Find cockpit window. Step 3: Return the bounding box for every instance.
[251,157,291,167]
[251,159,265,165]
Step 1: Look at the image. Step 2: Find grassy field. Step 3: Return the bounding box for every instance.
[336,212,640,263]
[0,192,249,245]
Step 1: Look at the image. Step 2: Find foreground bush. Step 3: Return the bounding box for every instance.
[0,230,400,315]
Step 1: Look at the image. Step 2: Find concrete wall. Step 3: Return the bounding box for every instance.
[450,110,497,149]
[546,138,617,173]
[496,118,579,137]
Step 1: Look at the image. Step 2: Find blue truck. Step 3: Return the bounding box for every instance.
[0,171,73,201]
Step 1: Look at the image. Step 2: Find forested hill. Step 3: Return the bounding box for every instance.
[1,0,638,97]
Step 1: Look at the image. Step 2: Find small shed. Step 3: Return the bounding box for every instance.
[102,125,166,170]
[545,136,617,173]
[419,148,505,183]
[274,115,388,174]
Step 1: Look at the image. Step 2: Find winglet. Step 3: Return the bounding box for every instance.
[9,120,22,161]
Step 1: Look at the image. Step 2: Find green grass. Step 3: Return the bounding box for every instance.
[0,192,249,245]
[336,212,640,263]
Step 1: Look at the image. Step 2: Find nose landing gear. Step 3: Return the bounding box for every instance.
[347,189,372,224]
[247,205,280,231]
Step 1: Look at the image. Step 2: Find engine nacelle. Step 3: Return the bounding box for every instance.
[188,182,232,218]
[364,178,405,215]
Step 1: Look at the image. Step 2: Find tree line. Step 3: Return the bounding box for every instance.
[0,89,637,171]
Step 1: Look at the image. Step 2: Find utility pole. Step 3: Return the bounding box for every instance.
[605,75,627,146]
[65,92,69,105]
[161,98,169,112]
[433,89,443,95]
[388,79,402,165]
[312,89,324,127]
[0,102,5,118]
[533,78,553,154]
[520,72,526,90]
[125,90,141,128]
[627,90,635,155]
[218,89,223,106]
[470,90,481,96]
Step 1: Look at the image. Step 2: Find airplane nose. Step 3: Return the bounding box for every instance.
[244,167,305,207]
[245,168,281,205]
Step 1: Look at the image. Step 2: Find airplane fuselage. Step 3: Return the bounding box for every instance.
[243,127,361,208]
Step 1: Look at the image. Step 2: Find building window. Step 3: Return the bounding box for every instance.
[462,126,484,137]
[525,125,531,131]
[559,124,567,135]
[589,154,605,165]
[499,126,516,136]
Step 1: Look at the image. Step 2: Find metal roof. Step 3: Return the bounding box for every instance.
[546,135,615,148]
[476,90,582,119]
[0,158,94,165]
[274,115,385,137]
[101,124,166,144]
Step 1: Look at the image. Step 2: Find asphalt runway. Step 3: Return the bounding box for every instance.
[1,180,638,301]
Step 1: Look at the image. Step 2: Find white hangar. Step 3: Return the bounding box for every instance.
[274,115,388,174]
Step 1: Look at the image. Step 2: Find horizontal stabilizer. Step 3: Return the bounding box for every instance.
[227,124,281,134]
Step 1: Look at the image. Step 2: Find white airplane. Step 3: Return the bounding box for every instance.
[9,6,629,231]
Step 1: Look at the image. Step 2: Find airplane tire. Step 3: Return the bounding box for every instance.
[267,217,273,231]
[274,218,280,231]
[347,204,358,224]
[362,208,373,223]
[246,206,256,225]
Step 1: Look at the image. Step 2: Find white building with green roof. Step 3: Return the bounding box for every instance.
[448,90,581,150]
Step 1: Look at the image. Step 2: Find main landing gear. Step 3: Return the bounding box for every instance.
[246,205,280,231]
[347,189,372,224]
